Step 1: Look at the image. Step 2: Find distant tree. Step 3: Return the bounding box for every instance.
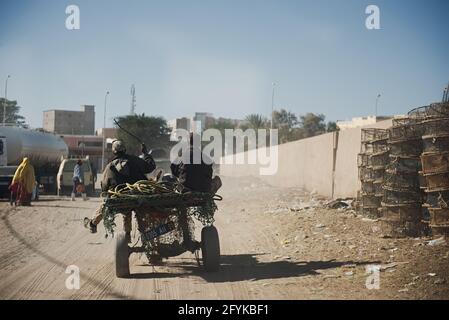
[0,98,27,127]
[208,118,236,133]
[272,109,299,143]
[207,118,238,154]
[234,114,270,150]
[326,121,339,132]
[299,113,326,138]
[244,114,268,130]
[272,109,298,129]
[290,127,306,140]
[115,114,171,156]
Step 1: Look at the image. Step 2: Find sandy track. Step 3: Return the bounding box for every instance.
[0,193,284,299]
[0,177,448,299]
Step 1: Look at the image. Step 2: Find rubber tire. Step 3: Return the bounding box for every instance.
[115,231,130,278]
[201,226,220,272]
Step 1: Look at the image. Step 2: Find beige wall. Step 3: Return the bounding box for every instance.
[219,119,393,199]
[333,119,392,198]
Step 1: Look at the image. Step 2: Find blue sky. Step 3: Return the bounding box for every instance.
[0,0,448,129]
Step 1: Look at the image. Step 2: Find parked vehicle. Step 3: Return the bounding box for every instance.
[57,157,95,196]
[0,126,68,197]
[0,166,18,198]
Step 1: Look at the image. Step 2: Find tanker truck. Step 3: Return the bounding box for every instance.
[0,126,68,197]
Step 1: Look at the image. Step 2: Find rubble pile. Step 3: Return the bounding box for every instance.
[414,102,449,237]
[357,128,389,218]
[379,117,424,237]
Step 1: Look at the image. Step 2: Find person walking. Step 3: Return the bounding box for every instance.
[72,159,87,201]
[10,157,36,206]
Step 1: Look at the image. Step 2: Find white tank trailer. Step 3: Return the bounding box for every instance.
[0,126,68,196]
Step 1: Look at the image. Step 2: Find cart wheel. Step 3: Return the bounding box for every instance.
[115,231,130,278]
[201,226,220,272]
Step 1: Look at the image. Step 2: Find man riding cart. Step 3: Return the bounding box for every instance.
[84,136,222,277]
[83,140,156,242]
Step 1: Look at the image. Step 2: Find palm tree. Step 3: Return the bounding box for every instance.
[244,114,268,130]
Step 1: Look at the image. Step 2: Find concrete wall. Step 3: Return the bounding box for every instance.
[219,119,393,199]
[333,119,392,198]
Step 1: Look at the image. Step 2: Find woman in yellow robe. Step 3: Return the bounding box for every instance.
[11,157,36,206]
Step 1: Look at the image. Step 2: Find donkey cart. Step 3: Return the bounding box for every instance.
[101,181,222,278]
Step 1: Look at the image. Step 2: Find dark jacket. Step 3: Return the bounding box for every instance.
[101,153,156,192]
[171,147,213,193]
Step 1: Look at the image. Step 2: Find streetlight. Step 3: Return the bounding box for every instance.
[271,82,276,129]
[443,84,449,103]
[101,91,110,172]
[375,93,381,118]
[81,123,85,157]
[2,75,11,126]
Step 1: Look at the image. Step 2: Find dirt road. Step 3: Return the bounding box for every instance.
[1,177,448,299]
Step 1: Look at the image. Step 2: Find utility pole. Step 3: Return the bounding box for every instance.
[102,91,110,172]
[443,82,449,103]
[271,82,276,129]
[130,84,136,115]
[81,123,85,157]
[2,75,11,126]
[375,94,381,118]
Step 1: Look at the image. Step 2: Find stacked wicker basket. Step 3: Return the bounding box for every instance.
[357,129,389,218]
[357,102,449,238]
[379,117,424,237]
[415,102,449,236]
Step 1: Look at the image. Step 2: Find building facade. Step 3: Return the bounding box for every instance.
[336,115,392,130]
[167,117,192,141]
[60,133,116,172]
[43,105,95,135]
[192,112,215,133]
[95,127,118,140]
[168,113,246,140]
